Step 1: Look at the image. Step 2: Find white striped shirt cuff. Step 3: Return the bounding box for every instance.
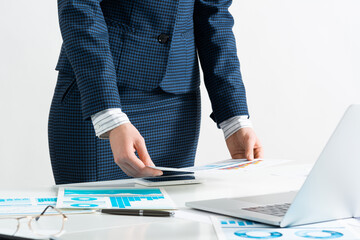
[91,108,130,139]
[219,115,253,140]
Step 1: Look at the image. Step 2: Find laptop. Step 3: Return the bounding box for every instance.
[186,105,360,227]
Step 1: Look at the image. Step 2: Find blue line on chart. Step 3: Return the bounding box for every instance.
[64,189,162,196]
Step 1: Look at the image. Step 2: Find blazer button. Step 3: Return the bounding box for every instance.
[158,33,170,44]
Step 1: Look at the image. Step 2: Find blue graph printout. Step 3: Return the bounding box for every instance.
[0,196,57,216]
[56,187,176,210]
[0,195,90,216]
[210,216,360,240]
[150,159,288,173]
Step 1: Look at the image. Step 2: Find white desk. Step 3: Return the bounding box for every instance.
[4,162,357,240]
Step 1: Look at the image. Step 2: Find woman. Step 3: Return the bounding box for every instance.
[49,0,263,184]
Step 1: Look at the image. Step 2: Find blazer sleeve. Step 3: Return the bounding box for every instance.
[194,0,249,127]
[57,0,121,120]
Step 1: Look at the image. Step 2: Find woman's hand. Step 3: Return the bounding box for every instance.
[226,128,264,160]
[109,123,163,177]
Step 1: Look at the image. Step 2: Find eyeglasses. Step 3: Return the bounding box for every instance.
[0,205,68,237]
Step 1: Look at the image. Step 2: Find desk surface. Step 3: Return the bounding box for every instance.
[4,162,354,240]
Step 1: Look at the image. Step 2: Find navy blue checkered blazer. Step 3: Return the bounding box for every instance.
[56,0,249,125]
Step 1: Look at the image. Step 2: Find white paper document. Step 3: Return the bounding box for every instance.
[56,187,176,210]
[211,216,360,240]
[0,193,90,216]
[0,195,58,216]
[149,159,288,173]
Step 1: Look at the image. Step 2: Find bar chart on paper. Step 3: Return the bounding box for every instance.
[0,195,91,216]
[219,219,269,228]
[150,159,289,172]
[211,217,360,240]
[56,188,176,210]
[0,197,57,215]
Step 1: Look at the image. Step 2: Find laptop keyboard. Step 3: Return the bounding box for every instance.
[243,203,291,217]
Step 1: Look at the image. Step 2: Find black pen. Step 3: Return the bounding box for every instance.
[100,209,174,217]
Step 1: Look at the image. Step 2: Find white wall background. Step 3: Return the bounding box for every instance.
[0,0,359,188]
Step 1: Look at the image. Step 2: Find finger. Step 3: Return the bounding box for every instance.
[123,163,136,177]
[134,138,155,167]
[124,161,143,177]
[118,162,137,177]
[254,146,264,159]
[127,153,163,177]
[134,138,163,176]
[245,138,255,161]
[113,152,145,177]
[127,161,163,178]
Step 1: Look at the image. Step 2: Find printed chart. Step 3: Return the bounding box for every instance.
[219,160,263,170]
[56,187,176,210]
[0,197,56,216]
[150,159,288,173]
[0,196,90,216]
[211,217,360,240]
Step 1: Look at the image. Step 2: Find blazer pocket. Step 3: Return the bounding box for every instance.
[58,72,77,105]
[106,19,130,69]
[105,17,170,90]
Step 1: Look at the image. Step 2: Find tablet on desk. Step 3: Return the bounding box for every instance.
[135,174,203,187]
